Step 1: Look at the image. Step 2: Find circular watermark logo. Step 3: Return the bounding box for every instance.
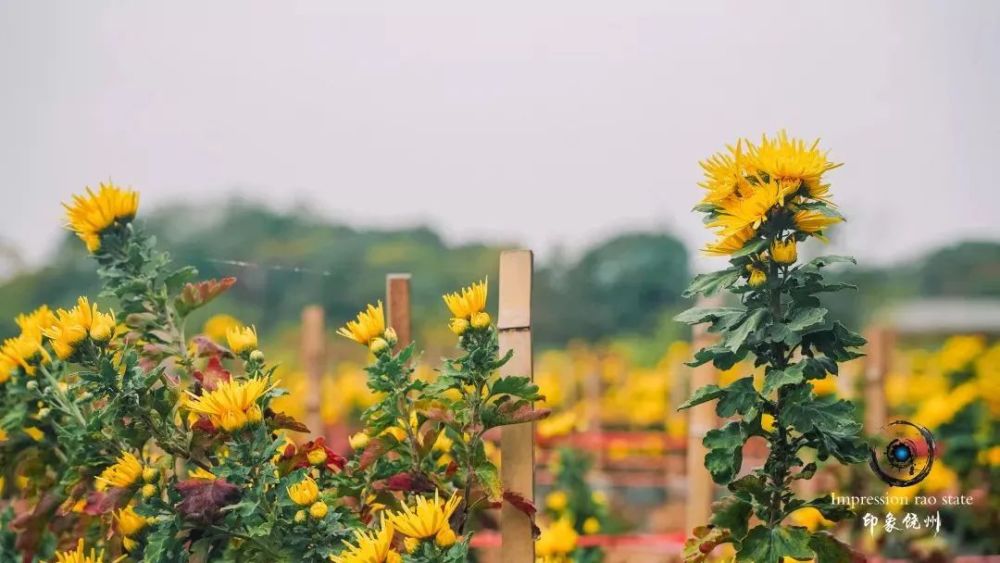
[868,420,936,487]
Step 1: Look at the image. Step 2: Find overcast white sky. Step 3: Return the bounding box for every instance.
[1,1,998,272]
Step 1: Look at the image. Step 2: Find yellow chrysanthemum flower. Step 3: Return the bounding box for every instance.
[746,131,841,200]
[64,182,139,253]
[225,325,258,354]
[202,314,242,344]
[53,539,111,563]
[443,280,488,320]
[698,140,751,205]
[704,226,757,256]
[116,505,148,536]
[0,429,7,442]
[332,515,401,563]
[287,476,320,506]
[96,451,145,490]
[535,517,579,558]
[185,377,271,432]
[337,301,386,347]
[24,426,45,442]
[387,490,462,539]
[707,180,788,239]
[789,506,833,531]
[42,297,115,360]
[747,266,767,288]
[188,466,217,480]
[1,333,47,375]
[582,517,601,535]
[309,501,329,519]
[15,306,57,338]
[545,490,568,512]
[793,210,841,234]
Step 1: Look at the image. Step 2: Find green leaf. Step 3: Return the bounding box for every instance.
[762,364,805,395]
[728,474,770,506]
[785,307,827,332]
[678,384,724,410]
[711,495,752,543]
[686,345,743,370]
[801,495,854,522]
[807,255,856,269]
[674,306,744,326]
[716,377,758,418]
[782,386,861,437]
[723,309,767,352]
[736,525,814,562]
[683,268,742,298]
[703,422,744,484]
[732,237,768,258]
[807,531,860,563]
[489,376,542,401]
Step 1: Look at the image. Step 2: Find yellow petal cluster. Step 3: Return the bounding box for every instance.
[116,505,149,536]
[287,476,320,506]
[53,539,109,563]
[1,305,57,379]
[332,515,401,563]
[96,451,145,490]
[184,377,272,432]
[337,301,386,348]
[443,280,488,320]
[42,297,116,360]
[64,182,139,253]
[698,131,842,256]
[535,517,579,559]
[225,325,258,354]
[387,490,461,540]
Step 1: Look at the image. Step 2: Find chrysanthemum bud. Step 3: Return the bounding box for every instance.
[470,312,491,330]
[770,240,797,264]
[309,501,328,519]
[294,510,306,523]
[383,327,398,347]
[141,483,158,499]
[369,337,389,355]
[25,381,38,392]
[387,552,402,563]
[435,526,457,548]
[761,413,776,432]
[89,313,115,342]
[349,432,370,450]
[249,349,265,362]
[404,537,421,553]
[247,404,263,424]
[747,266,767,288]
[307,448,328,466]
[37,408,51,419]
[583,517,601,534]
[142,467,159,483]
[122,537,138,552]
[448,318,470,336]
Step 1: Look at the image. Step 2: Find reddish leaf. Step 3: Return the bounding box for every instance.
[290,437,345,471]
[268,411,310,434]
[192,356,231,392]
[358,439,389,470]
[175,478,240,523]
[486,402,551,428]
[376,472,435,493]
[189,336,233,359]
[12,492,62,562]
[82,487,131,515]
[192,417,217,434]
[502,490,540,538]
[176,277,237,315]
[682,526,731,562]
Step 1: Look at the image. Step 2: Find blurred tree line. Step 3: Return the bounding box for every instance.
[0,202,997,351]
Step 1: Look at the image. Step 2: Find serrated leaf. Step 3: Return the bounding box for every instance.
[711,495,752,542]
[683,268,742,298]
[678,384,725,410]
[716,377,758,418]
[782,386,860,436]
[762,364,805,395]
[723,308,767,352]
[808,531,863,563]
[786,307,827,332]
[674,306,744,326]
[736,525,814,562]
[489,376,542,401]
[732,238,768,258]
[704,422,744,484]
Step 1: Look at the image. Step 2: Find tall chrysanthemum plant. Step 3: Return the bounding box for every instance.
[676,132,869,562]
[337,280,549,561]
[0,182,358,562]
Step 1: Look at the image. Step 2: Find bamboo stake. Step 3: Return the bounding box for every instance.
[685,295,721,534]
[300,306,326,439]
[386,274,412,351]
[498,250,534,563]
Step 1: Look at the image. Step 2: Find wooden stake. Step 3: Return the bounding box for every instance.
[300,306,326,439]
[685,295,721,534]
[864,326,893,432]
[386,274,412,350]
[498,250,534,563]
